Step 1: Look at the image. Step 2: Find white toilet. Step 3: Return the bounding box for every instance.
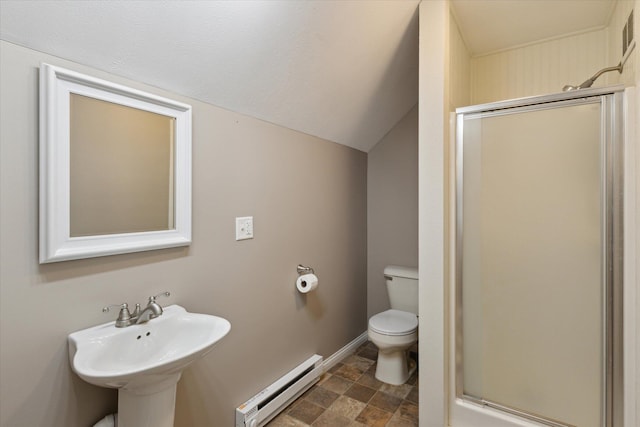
[368,265,418,385]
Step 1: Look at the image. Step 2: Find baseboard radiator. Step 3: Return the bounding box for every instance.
[235,354,324,427]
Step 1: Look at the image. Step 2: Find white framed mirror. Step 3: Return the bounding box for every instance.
[39,63,192,263]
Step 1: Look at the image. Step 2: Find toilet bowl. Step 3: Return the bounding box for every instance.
[368,309,418,385]
[368,265,419,385]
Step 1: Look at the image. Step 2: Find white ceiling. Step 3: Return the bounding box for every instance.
[0,0,419,152]
[0,1,618,152]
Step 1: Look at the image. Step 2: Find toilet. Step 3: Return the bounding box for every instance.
[368,265,418,385]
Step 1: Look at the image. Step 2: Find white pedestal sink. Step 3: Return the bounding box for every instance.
[68,305,231,427]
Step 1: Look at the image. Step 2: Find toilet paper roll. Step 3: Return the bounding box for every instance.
[296,273,318,293]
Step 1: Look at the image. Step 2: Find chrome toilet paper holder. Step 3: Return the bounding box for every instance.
[296,264,314,275]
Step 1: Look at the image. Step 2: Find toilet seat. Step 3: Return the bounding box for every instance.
[368,309,417,336]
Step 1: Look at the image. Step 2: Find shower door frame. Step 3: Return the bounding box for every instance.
[452,86,625,427]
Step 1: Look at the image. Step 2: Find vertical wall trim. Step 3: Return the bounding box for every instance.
[419,1,449,425]
[624,87,639,427]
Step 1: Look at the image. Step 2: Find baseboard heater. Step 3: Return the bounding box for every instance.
[235,354,324,427]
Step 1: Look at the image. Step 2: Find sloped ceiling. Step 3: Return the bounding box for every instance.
[0,1,617,152]
[0,0,420,152]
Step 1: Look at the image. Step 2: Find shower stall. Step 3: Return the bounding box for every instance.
[453,86,625,427]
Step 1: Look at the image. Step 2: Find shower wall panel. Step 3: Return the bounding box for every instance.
[471,29,608,105]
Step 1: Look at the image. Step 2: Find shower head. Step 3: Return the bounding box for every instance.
[563,63,623,91]
[562,84,579,91]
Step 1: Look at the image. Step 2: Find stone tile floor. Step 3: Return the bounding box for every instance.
[266,341,418,427]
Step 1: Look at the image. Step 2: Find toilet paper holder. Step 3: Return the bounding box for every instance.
[296,264,314,275]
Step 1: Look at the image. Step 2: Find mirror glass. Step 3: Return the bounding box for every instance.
[69,94,175,237]
[39,63,192,263]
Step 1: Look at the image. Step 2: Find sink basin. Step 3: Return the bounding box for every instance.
[68,304,230,427]
[69,304,231,389]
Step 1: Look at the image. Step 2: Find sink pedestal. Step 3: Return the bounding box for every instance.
[118,373,182,427]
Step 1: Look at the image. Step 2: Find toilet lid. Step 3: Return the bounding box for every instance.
[369,309,418,336]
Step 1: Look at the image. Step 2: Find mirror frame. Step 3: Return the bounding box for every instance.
[39,63,192,263]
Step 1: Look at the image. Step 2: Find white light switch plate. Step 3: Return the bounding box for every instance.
[235,216,254,240]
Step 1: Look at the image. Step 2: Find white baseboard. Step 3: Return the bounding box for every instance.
[322,330,368,371]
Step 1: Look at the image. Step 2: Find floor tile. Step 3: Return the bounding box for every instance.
[369,390,403,413]
[397,401,419,424]
[329,395,367,420]
[362,341,378,351]
[311,410,352,427]
[356,372,383,390]
[379,383,412,400]
[329,363,344,374]
[366,363,377,375]
[406,371,418,386]
[405,386,418,404]
[268,413,310,427]
[342,354,375,371]
[266,341,418,427]
[299,385,317,401]
[317,373,330,386]
[387,411,418,427]
[319,374,354,394]
[357,346,378,361]
[344,383,377,404]
[355,405,393,427]
[305,386,339,408]
[334,363,365,382]
[288,400,325,424]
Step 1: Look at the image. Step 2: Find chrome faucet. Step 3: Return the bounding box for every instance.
[103,292,170,327]
[135,292,170,324]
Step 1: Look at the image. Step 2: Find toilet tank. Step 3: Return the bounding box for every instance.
[384,265,419,315]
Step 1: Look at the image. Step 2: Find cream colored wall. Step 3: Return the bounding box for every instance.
[471,28,608,104]
[367,105,418,319]
[418,1,450,425]
[416,5,471,425]
[449,13,471,109]
[0,41,367,427]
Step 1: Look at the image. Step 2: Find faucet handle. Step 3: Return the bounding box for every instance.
[131,303,141,318]
[148,291,170,304]
[102,303,133,328]
[102,302,129,313]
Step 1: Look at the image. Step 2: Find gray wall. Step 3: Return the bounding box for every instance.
[367,106,418,318]
[0,41,367,427]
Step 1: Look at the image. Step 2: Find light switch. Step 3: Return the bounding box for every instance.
[235,216,254,240]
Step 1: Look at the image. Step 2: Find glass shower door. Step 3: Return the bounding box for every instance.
[455,90,623,427]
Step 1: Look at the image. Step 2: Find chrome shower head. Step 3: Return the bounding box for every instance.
[563,64,623,91]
